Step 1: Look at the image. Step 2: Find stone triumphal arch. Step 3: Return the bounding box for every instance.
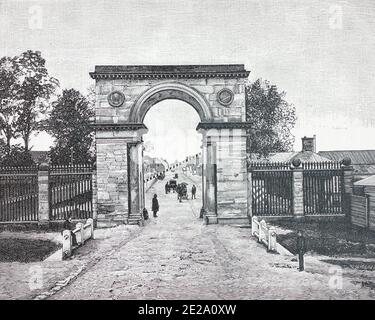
[90,65,251,225]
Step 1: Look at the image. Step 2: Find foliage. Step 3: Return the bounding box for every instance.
[0,138,6,157]
[0,56,21,153]
[14,50,59,151]
[246,79,296,157]
[0,144,35,166]
[45,88,95,165]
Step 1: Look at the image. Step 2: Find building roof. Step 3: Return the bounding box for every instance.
[248,151,332,163]
[143,156,168,169]
[318,150,375,175]
[143,155,153,163]
[318,150,375,165]
[30,151,49,163]
[354,175,375,186]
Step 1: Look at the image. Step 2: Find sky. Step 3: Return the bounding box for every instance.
[1,0,375,160]
[143,101,201,162]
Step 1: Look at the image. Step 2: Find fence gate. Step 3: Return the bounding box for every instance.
[302,162,343,215]
[49,165,93,220]
[0,166,39,222]
[250,162,293,216]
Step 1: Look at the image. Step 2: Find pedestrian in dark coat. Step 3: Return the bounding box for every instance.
[152,194,159,217]
[176,184,182,202]
[191,185,197,199]
[165,182,169,194]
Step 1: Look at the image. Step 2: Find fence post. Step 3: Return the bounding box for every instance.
[92,169,98,227]
[247,169,252,218]
[251,216,258,236]
[87,218,94,239]
[268,226,277,252]
[62,230,72,259]
[259,219,267,243]
[38,163,50,225]
[258,220,263,242]
[341,158,354,217]
[291,159,304,217]
[76,222,84,245]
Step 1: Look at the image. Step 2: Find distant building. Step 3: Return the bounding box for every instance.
[30,151,49,164]
[318,150,375,181]
[353,175,375,197]
[248,135,332,163]
[143,156,168,174]
[248,135,375,181]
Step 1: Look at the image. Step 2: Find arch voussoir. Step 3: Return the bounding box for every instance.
[129,82,213,123]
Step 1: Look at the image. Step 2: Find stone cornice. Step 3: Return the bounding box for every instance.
[91,122,147,131]
[196,122,252,130]
[93,121,251,131]
[89,64,250,80]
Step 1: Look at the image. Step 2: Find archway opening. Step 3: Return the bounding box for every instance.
[142,99,203,218]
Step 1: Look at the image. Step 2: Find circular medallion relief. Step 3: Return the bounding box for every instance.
[108,91,125,107]
[217,88,234,106]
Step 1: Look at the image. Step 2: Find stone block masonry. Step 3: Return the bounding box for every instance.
[292,168,304,217]
[90,64,251,226]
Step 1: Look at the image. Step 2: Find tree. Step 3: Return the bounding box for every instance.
[0,144,34,167]
[14,50,59,152]
[45,88,95,165]
[246,79,296,157]
[0,56,21,154]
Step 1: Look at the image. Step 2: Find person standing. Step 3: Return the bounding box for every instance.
[191,185,196,199]
[152,194,159,217]
[165,182,169,194]
[176,184,181,202]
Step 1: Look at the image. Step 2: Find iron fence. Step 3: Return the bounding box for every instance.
[302,162,343,215]
[250,162,293,216]
[49,164,94,220]
[0,166,39,222]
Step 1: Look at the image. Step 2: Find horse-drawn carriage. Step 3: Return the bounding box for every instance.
[168,179,177,193]
[177,182,189,201]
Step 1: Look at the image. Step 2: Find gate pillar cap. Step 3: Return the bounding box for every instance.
[341,157,352,167]
[39,162,50,171]
[291,158,301,168]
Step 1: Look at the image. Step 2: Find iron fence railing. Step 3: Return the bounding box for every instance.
[0,166,39,222]
[49,164,94,220]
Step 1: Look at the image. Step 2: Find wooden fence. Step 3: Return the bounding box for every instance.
[250,162,293,216]
[0,166,39,222]
[62,218,94,259]
[251,216,277,251]
[49,164,94,220]
[351,195,370,228]
[351,184,375,230]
